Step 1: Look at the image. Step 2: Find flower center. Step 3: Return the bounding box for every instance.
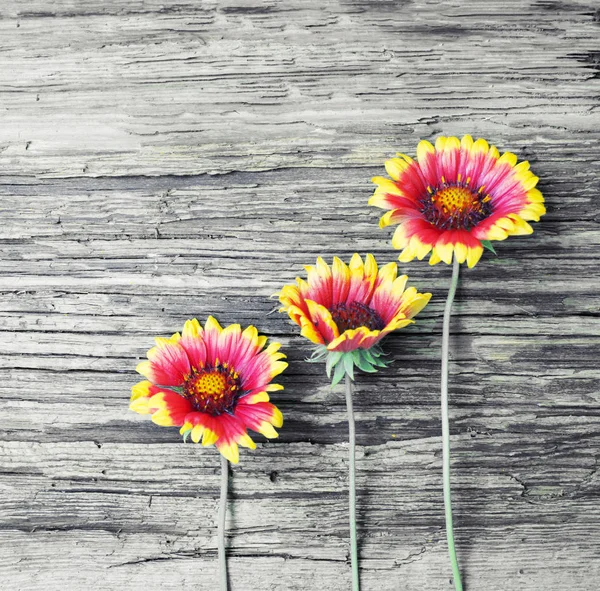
[329,301,385,333]
[436,186,475,211]
[420,179,493,230]
[183,362,241,416]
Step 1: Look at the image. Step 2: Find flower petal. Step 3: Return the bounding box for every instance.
[129,381,169,415]
[346,253,378,305]
[327,327,381,353]
[149,391,193,427]
[202,316,224,364]
[185,412,221,446]
[303,257,333,309]
[179,318,207,368]
[235,401,284,439]
[332,256,351,304]
[305,299,340,343]
[240,341,288,394]
[214,413,255,464]
[137,337,190,386]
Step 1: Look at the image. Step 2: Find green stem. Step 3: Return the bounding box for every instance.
[218,455,229,591]
[344,373,360,591]
[441,257,463,591]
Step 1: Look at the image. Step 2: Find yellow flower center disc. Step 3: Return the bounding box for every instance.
[183,363,241,415]
[422,183,493,230]
[434,186,476,212]
[194,372,227,396]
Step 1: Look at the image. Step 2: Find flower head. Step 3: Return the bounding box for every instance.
[370,135,546,267]
[130,317,286,464]
[278,254,431,383]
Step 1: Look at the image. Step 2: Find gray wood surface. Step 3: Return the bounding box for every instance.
[1,0,599,589]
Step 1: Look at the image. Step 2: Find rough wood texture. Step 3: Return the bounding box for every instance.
[1,0,599,589]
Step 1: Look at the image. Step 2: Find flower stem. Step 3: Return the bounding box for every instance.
[441,257,463,591]
[344,373,360,591]
[218,455,229,591]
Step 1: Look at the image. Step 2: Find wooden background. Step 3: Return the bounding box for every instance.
[1,1,599,589]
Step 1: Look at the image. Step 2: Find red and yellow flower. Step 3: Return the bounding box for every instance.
[130,317,286,464]
[278,254,431,382]
[370,135,546,267]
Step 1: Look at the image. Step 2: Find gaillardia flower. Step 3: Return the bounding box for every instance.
[370,135,546,268]
[130,317,286,464]
[279,255,431,589]
[278,254,431,384]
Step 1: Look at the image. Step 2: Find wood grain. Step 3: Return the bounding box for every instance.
[0,0,599,589]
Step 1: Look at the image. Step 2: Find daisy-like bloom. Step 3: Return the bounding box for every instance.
[370,135,546,268]
[130,317,286,464]
[279,255,431,591]
[278,253,431,383]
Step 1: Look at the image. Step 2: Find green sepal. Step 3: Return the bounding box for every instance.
[373,357,390,369]
[331,359,346,387]
[351,350,378,373]
[371,345,386,358]
[326,351,343,378]
[363,349,378,365]
[311,345,392,386]
[363,348,389,368]
[481,240,497,255]
[343,353,354,381]
[306,345,328,363]
[157,385,185,395]
[182,428,193,443]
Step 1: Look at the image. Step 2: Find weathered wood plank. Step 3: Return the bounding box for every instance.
[0,0,599,589]
[3,437,597,589]
[0,1,598,177]
[1,440,599,590]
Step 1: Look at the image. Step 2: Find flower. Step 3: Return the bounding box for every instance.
[370,135,546,268]
[278,254,431,383]
[130,317,287,464]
